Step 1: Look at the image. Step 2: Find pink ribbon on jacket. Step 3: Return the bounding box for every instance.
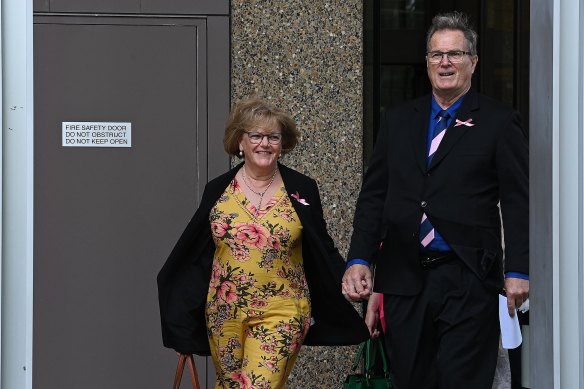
[454,118,475,127]
[291,191,309,205]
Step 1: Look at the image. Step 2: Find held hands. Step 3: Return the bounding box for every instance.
[342,264,373,302]
[504,277,530,317]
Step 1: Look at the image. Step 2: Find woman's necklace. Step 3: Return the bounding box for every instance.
[241,166,278,210]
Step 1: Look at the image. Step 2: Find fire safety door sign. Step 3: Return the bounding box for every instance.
[62,122,132,147]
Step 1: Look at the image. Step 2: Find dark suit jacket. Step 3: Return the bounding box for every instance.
[348,90,529,295]
[158,163,369,355]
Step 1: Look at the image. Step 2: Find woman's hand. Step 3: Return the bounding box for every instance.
[365,292,381,339]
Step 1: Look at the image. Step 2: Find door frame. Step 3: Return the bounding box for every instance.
[1,0,35,388]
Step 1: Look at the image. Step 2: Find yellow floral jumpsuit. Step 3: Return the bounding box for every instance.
[206,179,311,389]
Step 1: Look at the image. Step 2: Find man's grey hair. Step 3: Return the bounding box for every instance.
[426,11,478,55]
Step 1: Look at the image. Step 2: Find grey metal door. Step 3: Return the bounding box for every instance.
[34,16,227,388]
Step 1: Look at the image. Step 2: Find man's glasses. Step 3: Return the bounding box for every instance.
[426,50,472,64]
[245,131,283,145]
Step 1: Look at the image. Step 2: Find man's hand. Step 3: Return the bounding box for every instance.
[342,264,372,301]
[505,277,529,316]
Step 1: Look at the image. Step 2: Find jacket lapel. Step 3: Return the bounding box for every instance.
[410,95,433,173]
[278,164,314,227]
[428,90,480,170]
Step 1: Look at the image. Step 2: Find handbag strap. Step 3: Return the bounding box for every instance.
[173,353,201,389]
[351,341,367,371]
[364,338,390,375]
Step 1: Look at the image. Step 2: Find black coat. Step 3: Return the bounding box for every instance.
[158,163,369,355]
[348,90,529,295]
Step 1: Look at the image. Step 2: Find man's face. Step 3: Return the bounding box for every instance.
[426,29,478,99]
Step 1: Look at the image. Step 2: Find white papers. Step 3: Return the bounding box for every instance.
[499,294,522,349]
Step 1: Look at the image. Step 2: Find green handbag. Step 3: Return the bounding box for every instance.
[343,338,393,389]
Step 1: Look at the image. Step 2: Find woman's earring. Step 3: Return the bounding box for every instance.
[239,150,243,158]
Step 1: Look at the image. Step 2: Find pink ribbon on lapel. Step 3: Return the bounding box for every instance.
[454,118,475,127]
[291,191,309,205]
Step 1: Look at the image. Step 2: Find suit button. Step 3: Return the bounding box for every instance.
[421,201,427,208]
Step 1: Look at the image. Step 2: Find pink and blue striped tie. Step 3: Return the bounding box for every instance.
[420,110,450,247]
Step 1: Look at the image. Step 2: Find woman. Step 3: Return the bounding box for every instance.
[158,98,369,388]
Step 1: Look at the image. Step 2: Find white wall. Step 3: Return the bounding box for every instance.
[531,0,584,388]
[557,0,584,387]
[1,0,34,388]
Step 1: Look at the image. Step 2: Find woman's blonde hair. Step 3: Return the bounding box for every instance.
[224,98,300,157]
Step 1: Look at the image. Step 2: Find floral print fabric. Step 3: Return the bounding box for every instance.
[206,179,311,389]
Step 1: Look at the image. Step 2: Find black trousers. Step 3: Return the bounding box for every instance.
[382,259,499,389]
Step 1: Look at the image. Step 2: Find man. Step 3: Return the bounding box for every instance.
[342,11,529,389]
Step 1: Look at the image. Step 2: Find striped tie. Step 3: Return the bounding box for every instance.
[420,110,450,247]
[427,110,450,164]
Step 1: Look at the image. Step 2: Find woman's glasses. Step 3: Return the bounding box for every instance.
[245,132,282,145]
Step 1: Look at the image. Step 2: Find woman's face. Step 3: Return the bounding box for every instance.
[238,122,283,172]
